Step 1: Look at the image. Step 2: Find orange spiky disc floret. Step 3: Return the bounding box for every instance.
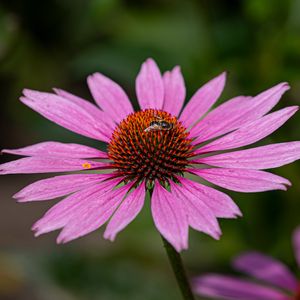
[108,109,194,185]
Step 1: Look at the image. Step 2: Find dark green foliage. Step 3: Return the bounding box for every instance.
[0,1,299,299]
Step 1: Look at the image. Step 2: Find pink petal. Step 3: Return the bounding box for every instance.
[14,173,112,202]
[33,180,120,236]
[56,182,132,243]
[190,82,290,142]
[135,58,164,110]
[175,177,241,219]
[196,106,298,154]
[189,168,291,192]
[151,181,188,252]
[0,157,110,174]
[53,88,116,129]
[179,72,226,128]
[193,275,288,300]
[233,252,298,291]
[21,89,114,142]
[197,142,300,170]
[104,181,146,241]
[162,66,186,116]
[87,72,133,123]
[293,226,300,268]
[189,96,251,140]
[169,180,221,239]
[2,141,107,159]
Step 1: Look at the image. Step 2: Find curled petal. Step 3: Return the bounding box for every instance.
[136,58,164,110]
[162,66,186,116]
[2,141,107,159]
[87,72,133,123]
[179,72,226,128]
[189,168,291,192]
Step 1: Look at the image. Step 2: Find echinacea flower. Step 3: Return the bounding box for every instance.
[1,58,300,251]
[194,226,300,300]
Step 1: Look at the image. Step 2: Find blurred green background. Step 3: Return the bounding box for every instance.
[0,0,300,299]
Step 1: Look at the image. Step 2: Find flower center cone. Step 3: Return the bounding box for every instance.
[108,109,194,186]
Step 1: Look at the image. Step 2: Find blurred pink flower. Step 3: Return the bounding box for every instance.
[194,226,300,300]
[1,58,300,251]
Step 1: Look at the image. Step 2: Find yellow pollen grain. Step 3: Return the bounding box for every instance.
[82,162,92,169]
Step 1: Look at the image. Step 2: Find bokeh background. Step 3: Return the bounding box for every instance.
[0,0,300,299]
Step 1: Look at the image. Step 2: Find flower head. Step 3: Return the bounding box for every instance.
[1,58,300,251]
[194,226,300,300]
[108,108,193,185]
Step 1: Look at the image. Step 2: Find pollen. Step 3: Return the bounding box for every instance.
[82,162,92,169]
[108,109,194,185]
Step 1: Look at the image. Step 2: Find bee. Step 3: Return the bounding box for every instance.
[144,115,173,132]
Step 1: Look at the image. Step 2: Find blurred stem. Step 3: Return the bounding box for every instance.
[161,236,196,300]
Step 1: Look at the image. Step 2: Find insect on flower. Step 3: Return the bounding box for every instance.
[1,58,300,251]
[144,115,174,132]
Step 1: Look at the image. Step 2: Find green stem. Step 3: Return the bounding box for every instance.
[161,235,196,300]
